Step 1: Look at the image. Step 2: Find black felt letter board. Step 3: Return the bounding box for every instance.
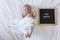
[40,9,55,24]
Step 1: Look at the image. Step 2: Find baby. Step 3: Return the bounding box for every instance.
[22,4,36,38]
[13,4,36,38]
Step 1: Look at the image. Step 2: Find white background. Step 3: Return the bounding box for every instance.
[0,0,60,40]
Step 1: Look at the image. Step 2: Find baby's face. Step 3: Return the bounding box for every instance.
[24,6,31,13]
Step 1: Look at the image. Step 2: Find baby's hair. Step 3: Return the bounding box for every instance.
[24,4,31,9]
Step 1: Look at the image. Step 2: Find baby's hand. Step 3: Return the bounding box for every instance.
[25,33,31,38]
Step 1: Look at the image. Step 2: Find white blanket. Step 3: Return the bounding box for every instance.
[12,17,35,35]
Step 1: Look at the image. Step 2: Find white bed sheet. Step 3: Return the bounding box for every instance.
[0,0,24,40]
[0,0,60,40]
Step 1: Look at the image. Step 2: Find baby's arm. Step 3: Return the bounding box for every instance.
[31,10,36,18]
[22,12,26,18]
[33,10,36,17]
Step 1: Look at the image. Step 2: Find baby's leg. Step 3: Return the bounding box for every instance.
[25,26,33,38]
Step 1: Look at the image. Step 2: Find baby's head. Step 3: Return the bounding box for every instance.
[24,4,32,13]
